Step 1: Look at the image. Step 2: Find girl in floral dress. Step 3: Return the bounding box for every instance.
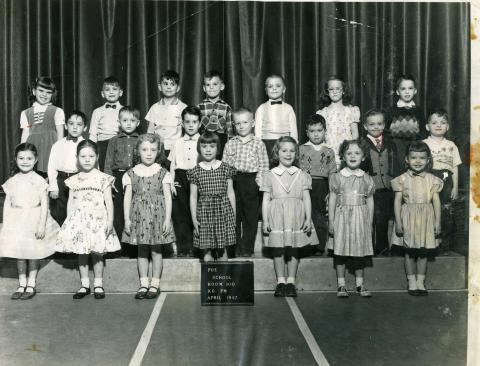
[56,140,120,299]
[123,134,175,300]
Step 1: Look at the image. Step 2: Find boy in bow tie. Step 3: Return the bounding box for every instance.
[89,76,124,171]
[48,111,87,225]
[361,109,400,256]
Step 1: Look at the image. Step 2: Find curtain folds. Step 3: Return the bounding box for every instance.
[0,0,470,183]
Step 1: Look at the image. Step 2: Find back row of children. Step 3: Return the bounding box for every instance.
[0,71,461,300]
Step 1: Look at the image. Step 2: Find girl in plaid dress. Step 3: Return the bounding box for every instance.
[187,132,236,262]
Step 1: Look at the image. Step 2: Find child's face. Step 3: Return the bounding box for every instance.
[327,80,344,103]
[199,142,217,162]
[32,86,53,105]
[265,77,285,100]
[119,111,140,134]
[306,123,326,145]
[16,150,37,174]
[203,76,225,99]
[101,83,123,103]
[364,114,385,138]
[138,140,159,166]
[396,79,417,103]
[406,151,429,173]
[182,113,201,136]
[343,143,364,169]
[158,78,180,98]
[78,146,97,172]
[66,115,86,138]
[233,112,254,137]
[278,142,296,167]
[426,114,449,137]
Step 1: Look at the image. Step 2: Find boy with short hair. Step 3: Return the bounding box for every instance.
[146,70,187,158]
[89,76,124,171]
[299,114,336,255]
[168,106,201,257]
[48,110,87,225]
[223,107,269,257]
[197,70,232,157]
[361,109,400,256]
[104,106,141,256]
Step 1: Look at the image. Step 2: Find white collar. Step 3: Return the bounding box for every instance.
[304,141,327,151]
[234,134,254,143]
[133,163,161,176]
[367,134,383,143]
[424,136,447,145]
[183,133,199,141]
[33,101,52,108]
[340,168,364,177]
[397,100,416,108]
[199,160,221,170]
[272,165,299,176]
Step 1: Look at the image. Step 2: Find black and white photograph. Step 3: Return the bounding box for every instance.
[0,0,475,365]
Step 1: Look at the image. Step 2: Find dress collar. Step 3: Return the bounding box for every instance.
[340,168,365,177]
[272,165,299,176]
[234,134,254,144]
[183,133,199,141]
[133,163,161,176]
[407,169,426,178]
[199,160,221,170]
[397,100,416,108]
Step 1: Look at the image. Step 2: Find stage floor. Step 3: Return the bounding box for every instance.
[0,291,466,366]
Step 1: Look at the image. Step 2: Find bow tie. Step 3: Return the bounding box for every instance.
[106,104,117,109]
[67,136,79,142]
[270,101,282,105]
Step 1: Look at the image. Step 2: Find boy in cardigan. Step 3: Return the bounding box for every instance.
[361,109,400,256]
[223,107,269,257]
[299,114,336,255]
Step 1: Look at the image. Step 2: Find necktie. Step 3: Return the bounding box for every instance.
[270,101,282,105]
[375,138,382,149]
[106,104,117,109]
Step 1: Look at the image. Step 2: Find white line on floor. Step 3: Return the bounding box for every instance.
[129,292,167,366]
[286,297,330,366]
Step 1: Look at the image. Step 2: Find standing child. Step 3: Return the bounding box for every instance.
[198,70,233,157]
[168,106,201,257]
[48,110,87,225]
[89,76,124,171]
[187,132,236,262]
[255,75,298,162]
[123,134,175,299]
[223,107,269,257]
[387,74,426,164]
[299,114,336,256]
[0,143,59,299]
[360,109,400,256]
[316,76,360,168]
[104,106,140,255]
[261,136,312,297]
[56,140,120,299]
[391,141,442,296]
[328,140,375,298]
[423,110,461,253]
[146,70,188,159]
[20,77,65,177]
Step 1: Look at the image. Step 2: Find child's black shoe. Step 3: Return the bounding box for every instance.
[285,283,297,297]
[274,283,286,297]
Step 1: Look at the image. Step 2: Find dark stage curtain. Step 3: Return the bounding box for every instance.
[0,1,470,183]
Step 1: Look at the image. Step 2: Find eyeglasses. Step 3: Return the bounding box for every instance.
[328,87,343,92]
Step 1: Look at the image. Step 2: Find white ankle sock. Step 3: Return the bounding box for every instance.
[407,275,417,290]
[81,278,90,289]
[416,275,426,290]
[277,277,286,284]
[94,278,103,288]
[355,277,364,287]
[150,278,160,288]
[286,277,295,284]
[19,275,27,288]
[140,277,149,288]
[337,277,346,287]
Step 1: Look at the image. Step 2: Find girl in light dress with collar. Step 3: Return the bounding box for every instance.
[261,136,312,298]
[328,140,375,298]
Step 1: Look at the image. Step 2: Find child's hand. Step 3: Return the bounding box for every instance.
[105,223,114,237]
[35,225,46,239]
[124,219,131,235]
[49,190,59,199]
[435,222,441,237]
[112,185,119,194]
[451,189,458,200]
[395,223,403,237]
[302,220,312,234]
[163,219,172,236]
[328,221,334,236]
[171,184,177,197]
[262,221,271,234]
[193,218,200,237]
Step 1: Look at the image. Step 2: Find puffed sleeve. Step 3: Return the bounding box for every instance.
[328,173,340,194]
[186,167,198,185]
[122,170,132,187]
[365,174,376,197]
[1,178,13,195]
[350,105,361,123]
[101,173,115,191]
[390,175,404,192]
[259,171,273,193]
[162,171,173,185]
[316,107,327,119]
[430,175,444,194]
[224,163,236,179]
[35,175,49,193]
[64,176,75,190]
[301,171,312,190]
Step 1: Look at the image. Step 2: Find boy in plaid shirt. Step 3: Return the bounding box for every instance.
[198,70,232,157]
[223,107,269,257]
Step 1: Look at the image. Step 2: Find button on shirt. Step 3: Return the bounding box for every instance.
[89,102,123,142]
[168,133,200,170]
[103,131,139,175]
[47,136,84,191]
[423,136,461,171]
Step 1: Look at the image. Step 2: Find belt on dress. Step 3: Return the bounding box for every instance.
[11,203,41,209]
